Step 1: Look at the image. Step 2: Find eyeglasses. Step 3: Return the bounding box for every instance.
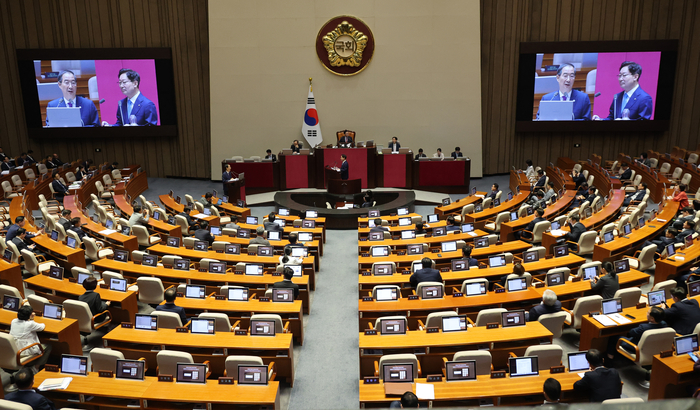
[617,73,632,79]
[559,74,575,79]
[60,81,77,86]
[117,80,132,86]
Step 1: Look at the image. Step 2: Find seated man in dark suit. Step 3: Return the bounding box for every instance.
[607,307,666,366]
[272,267,299,299]
[677,220,696,242]
[534,169,546,187]
[462,245,479,267]
[79,277,110,323]
[414,148,427,160]
[179,207,197,227]
[673,206,695,230]
[573,349,621,402]
[528,289,562,321]
[264,149,277,162]
[194,221,215,246]
[542,378,564,406]
[0,156,11,171]
[623,182,647,207]
[68,217,87,240]
[156,287,188,325]
[663,287,700,335]
[450,146,464,159]
[284,233,304,250]
[360,190,374,208]
[618,163,632,181]
[389,391,419,409]
[51,173,69,203]
[370,218,389,233]
[338,130,353,146]
[45,70,99,128]
[571,169,586,187]
[57,209,73,232]
[647,227,677,254]
[445,215,460,232]
[536,63,591,120]
[11,228,39,256]
[562,214,586,248]
[264,213,283,232]
[45,156,57,169]
[5,367,58,410]
[518,208,546,240]
[387,137,401,152]
[486,183,499,200]
[637,152,652,167]
[6,216,42,242]
[409,257,442,288]
[582,186,599,206]
[199,192,214,209]
[290,140,303,154]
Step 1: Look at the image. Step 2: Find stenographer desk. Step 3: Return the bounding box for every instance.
[359,322,553,376]
[0,308,81,356]
[376,151,413,188]
[63,195,139,252]
[164,296,305,345]
[24,275,138,323]
[649,353,700,400]
[279,150,315,189]
[91,259,312,313]
[103,326,295,386]
[0,260,24,296]
[33,370,281,409]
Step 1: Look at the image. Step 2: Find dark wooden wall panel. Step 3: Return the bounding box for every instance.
[0,0,210,178]
[481,0,700,175]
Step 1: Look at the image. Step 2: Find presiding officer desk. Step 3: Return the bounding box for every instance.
[162,295,305,345]
[91,258,312,313]
[33,369,281,409]
[23,274,139,323]
[63,194,139,252]
[0,308,82,356]
[103,325,295,386]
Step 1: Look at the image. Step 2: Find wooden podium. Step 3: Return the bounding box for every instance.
[324,165,341,188]
[325,165,361,195]
[224,174,246,204]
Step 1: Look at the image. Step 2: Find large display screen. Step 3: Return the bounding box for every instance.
[17,48,176,138]
[515,40,677,132]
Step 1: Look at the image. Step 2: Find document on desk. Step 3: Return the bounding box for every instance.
[193,213,208,219]
[467,232,477,237]
[415,383,435,400]
[0,171,8,175]
[99,229,118,235]
[550,229,567,237]
[475,194,485,198]
[38,377,72,391]
[608,313,631,325]
[592,315,617,327]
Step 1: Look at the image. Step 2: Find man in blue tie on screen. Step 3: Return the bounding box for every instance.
[102,68,158,127]
[536,63,591,120]
[46,70,99,127]
[593,61,653,121]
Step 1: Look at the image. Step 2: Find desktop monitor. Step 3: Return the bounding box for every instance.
[212,190,218,198]
[474,204,483,212]
[427,214,439,223]
[583,207,593,219]
[238,365,269,385]
[43,303,63,320]
[227,286,249,301]
[432,227,446,237]
[48,266,64,280]
[174,259,191,271]
[407,244,423,255]
[141,255,158,267]
[397,208,409,216]
[110,278,127,292]
[278,208,290,216]
[603,231,614,243]
[647,290,666,306]
[398,217,411,227]
[190,318,215,335]
[510,211,518,222]
[526,207,534,216]
[285,264,303,277]
[550,221,561,230]
[379,318,406,335]
[267,231,281,241]
[383,363,414,383]
[368,210,380,218]
[193,241,208,251]
[441,241,457,252]
[441,315,467,332]
[461,223,474,233]
[507,277,528,292]
[250,319,276,336]
[66,237,77,249]
[368,219,376,228]
[375,287,398,301]
[614,259,630,273]
[257,246,274,256]
[245,264,263,276]
[302,220,315,228]
[690,282,700,298]
[567,352,590,372]
[686,235,694,248]
[291,247,308,257]
[488,255,507,268]
[208,262,227,274]
[152,211,161,221]
[638,217,645,228]
[502,310,526,327]
[471,187,477,196]
[3,249,12,262]
[507,192,513,201]
[121,225,131,235]
[666,244,676,258]
[582,266,598,281]
[237,199,245,207]
[442,198,451,206]
[369,232,383,241]
[372,246,390,257]
[401,230,416,240]
[464,282,487,296]
[622,224,632,235]
[451,259,469,272]
[61,355,88,376]
[305,210,318,218]
[420,285,443,299]
[176,363,207,384]
[50,230,59,241]
[602,298,623,315]
[298,232,314,242]
[474,237,489,248]
[115,359,146,381]
[105,219,114,230]
[675,335,699,355]
[522,250,539,263]
[210,226,222,236]
[113,249,129,262]
[224,244,240,255]
[546,271,565,286]
[373,264,393,276]
[185,284,206,299]
[445,360,477,382]
[202,207,211,216]
[553,245,568,257]
[508,356,539,377]
[494,198,501,207]
[2,295,20,312]
[237,229,251,239]
[272,288,295,302]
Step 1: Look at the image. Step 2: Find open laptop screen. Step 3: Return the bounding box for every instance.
[451,259,469,272]
[267,231,281,241]
[113,249,129,262]
[553,245,568,257]
[224,244,240,255]
[397,207,409,216]
[61,355,88,376]
[507,277,528,292]
[272,288,294,302]
[48,266,64,280]
[464,282,487,296]
[174,258,190,271]
[250,319,276,336]
[614,259,630,273]
[461,223,474,233]
[115,359,146,380]
[110,278,127,292]
[401,230,416,240]
[522,250,539,263]
[185,285,206,299]
[442,315,467,332]
[209,262,226,273]
[176,363,207,384]
[372,246,389,257]
[602,298,622,315]
[227,287,249,301]
[420,285,443,299]
[43,303,63,320]
[407,244,423,255]
[488,255,506,268]
[567,352,590,372]
[166,236,180,247]
[508,356,539,377]
[373,263,393,276]
[383,363,414,383]
[647,290,666,306]
[427,214,439,223]
[502,310,526,327]
[445,360,477,381]
[134,314,158,330]
[190,318,215,334]
[474,237,489,248]
[245,264,263,275]
[675,335,699,355]
[441,241,457,252]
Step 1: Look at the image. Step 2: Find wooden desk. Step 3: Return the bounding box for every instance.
[91,259,312,312]
[113,167,149,198]
[215,234,322,258]
[545,165,576,190]
[103,326,295,386]
[357,230,489,251]
[462,191,531,230]
[434,192,487,218]
[579,304,649,351]
[357,213,423,225]
[0,260,24,296]
[33,370,281,409]
[510,169,531,192]
[238,222,325,244]
[412,158,471,193]
[113,194,182,238]
[63,195,139,252]
[649,353,700,400]
[277,212,326,227]
[359,371,590,407]
[499,190,576,242]
[24,275,138,323]
[618,153,672,203]
[159,193,251,218]
[166,296,305,345]
[358,322,553,376]
[0,309,81,356]
[655,244,700,283]
[657,154,700,194]
[583,162,620,194]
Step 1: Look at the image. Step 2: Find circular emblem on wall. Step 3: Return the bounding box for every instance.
[316,16,375,76]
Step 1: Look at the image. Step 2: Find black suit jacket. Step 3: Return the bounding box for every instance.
[678,228,694,241]
[370,226,389,233]
[564,222,586,243]
[272,279,299,299]
[194,229,215,246]
[156,302,188,326]
[572,174,586,187]
[340,160,349,180]
[409,268,443,288]
[11,237,29,254]
[665,298,700,335]
[339,135,353,145]
[290,143,302,153]
[535,175,546,187]
[388,142,401,151]
[79,290,108,322]
[573,367,621,402]
[525,216,546,233]
[528,301,562,322]
[52,180,68,200]
[451,151,463,158]
[1,162,10,171]
[5,390,57,410]
[625,321,667,345]
[179,211,196,227]
[265,154,277,162]
[591,274,619,300]
[620,168,632,180]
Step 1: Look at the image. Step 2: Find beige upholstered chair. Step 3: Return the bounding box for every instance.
[63,300,112,334]
[538,312,568,338]
[375,354,421,379]
[562,295,603,330]
[450,351,492,375]
[520,345,563,369]
[474,308,507,327]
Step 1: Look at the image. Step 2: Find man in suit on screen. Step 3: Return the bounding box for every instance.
[46,70,99,127]
[102,68,158,127]
[536,63,591,120]
[594,61,653,121]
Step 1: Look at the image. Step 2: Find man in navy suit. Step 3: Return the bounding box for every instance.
[102,68,158,127]
[409,257,443,288]
[663,287,700,335]
[537,63,591,120]
[222,164,234,192]
[45,70,99,127]
[51,173,68,203]
[340,154,349,180]
[573,349,621,402]
[5,367,57,410]
[594,61,653,121]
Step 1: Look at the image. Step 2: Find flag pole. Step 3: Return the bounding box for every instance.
[309,77,313,92]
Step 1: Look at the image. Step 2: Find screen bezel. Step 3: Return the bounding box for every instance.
[115,359,146,381]
[60,354,89,376]
[445,360,477,382]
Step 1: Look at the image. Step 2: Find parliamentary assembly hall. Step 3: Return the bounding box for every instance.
[0,0,699,409]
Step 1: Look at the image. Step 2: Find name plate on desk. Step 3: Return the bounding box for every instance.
[486,323,500,329]
[588,311,601,317]
[360,237,368,241]
[397,251,406,256]
[362,296,373,302]
[163,264,172,269]
[121,322,133,329]
[490,371,506,379]
[176,327,189,333]
[494,288,505,294]
[426,375,443,382]
[99,283,109,289]
[45,364,59,373]
[440,267,449,272]
[158,375,173,382]
[215,250,223,253]
[218,377,234,384]
[362,272,372,276]
[258,297,270,302]
[431,249,440,253]
[214,295,226,301]
[361,253,370,257]
[534,282,545,288]
[545,255,553,259]
[408,295,419,300]
[272,272,282,276]
[636,302,647,309]
[176,292,184,297]
[198,268,207,272]
[364,329,377,335]
[660,349,674,358]
[453,292,464,298]
[363,377,380,384]
[402,270,411,275]
[478,264,486,269]
[572,277,582,282]
[234,271,243,275]
[550,366,565,374]
[68,277,77,283]
[99,370,114,378]
[235,330,248,336]
[426,327,440,333]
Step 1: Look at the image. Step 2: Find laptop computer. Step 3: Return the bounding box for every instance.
[110,278,127,292]
[445,360,477,381]
[115,359,146,381]
[383,363,414,383]
[227,287,249,301]
[134,314,158,330]
[506,277,528,292]
[185,285,206,299]
[538,100,574,121]
[209,261,226,273]
[48,266,64,280]
[272,288,294,302]
[441,241,457,252]
[546,271,565,286]
[46,107,82,127]
[43,303,63,320]
[488,255,506,268]
[224,243,240,254]
[502,310,526,327]
[174,259,191,271]
[602,298,623,315]
[245,264,263,276]
[675,334,699,355]
[451,259,469,272]
[60,355,88,376]
[427,214,439,223]
[420,285,443,299]
[373,263,393,276]
[464,282,487,296]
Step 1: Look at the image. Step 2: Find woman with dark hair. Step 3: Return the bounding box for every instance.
[500,262,525,287]
[591,261,619,299]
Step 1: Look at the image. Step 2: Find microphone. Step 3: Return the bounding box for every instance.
[99,99,106,104]
[129,115,137,126]
[594,92,601,98]
[614,95,617,120]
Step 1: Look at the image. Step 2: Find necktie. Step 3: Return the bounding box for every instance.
[621,93,629,111]
[562,95,567,101]
[68,100,73,107]
[127,100,133,117]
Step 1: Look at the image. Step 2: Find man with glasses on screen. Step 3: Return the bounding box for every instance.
[536,63,591,120]
[593,61,653,121]
[46,70,99,127]
[101,68,158,127]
